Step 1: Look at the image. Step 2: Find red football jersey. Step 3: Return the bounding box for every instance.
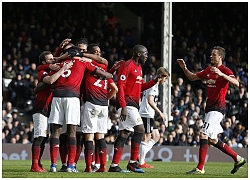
[196,64,236,113]
[32,69,54,117]
[84,60,113,106]
[53,58,96,98]
[116,59,155,109]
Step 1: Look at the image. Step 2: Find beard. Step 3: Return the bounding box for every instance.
[138,57,145,65]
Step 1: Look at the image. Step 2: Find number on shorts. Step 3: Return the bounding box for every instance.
[202,122,210,130]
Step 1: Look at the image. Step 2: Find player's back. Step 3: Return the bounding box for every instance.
[54,58,95,98]
[84,61,109,106]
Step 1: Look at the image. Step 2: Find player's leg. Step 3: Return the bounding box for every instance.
[210,137,246,174]
[92,139,100,171]
[30,113,49,172]
[64,97,81,173]
[48,97,64,172]
[126,106,145,173]
[84,133,94,172]
[207,111,245,174]
[187,111,221,174]
[82,101,98,172]
[95,133,107,172]
[139,133,150,165]
[38,135,49,171]
[58,124,68,172]
[139,118,158,168]
[94,105,109,172]
[74,132,84,169]
[108,106,133,172]
[108,129,130,172]
[66,124,78,172]
[49,124,62,172]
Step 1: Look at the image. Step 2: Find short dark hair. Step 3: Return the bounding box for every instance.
[39,51,52,64]
[76,37,88,46]
[87,43,99,52]
[213,46,226,60]
[132,45,147,54]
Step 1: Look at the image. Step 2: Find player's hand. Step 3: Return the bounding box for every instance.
[109,60,125,74]
[177,59,186,69]
[119,107,127,121]
[159,112,166,121]
[62,61,73,70]
[49,64,60,71]
[210,66,223,76]
[60,38,71,48]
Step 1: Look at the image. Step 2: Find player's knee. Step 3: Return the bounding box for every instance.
[120,129,130,139]
[208,138,218,145]
[33,137,44,146]
[153,133,160,142]
[199,132,208,139]
[134,124,144,134]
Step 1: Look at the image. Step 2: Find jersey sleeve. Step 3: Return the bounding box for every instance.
[141,79,156,92]
[108,78,114,85]
[37,64,50,72]
[38,70,48,83]
[54,46,63,57]
[84,61,97,73]
[196,67,210,79]
[117,64,130,108]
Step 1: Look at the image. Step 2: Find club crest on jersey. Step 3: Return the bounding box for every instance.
[137,118,142,122]
[215,74,219,78]
[136,76,142,81]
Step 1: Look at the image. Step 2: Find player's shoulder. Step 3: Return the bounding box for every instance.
[122,59,133,67]
[220,64,234,74]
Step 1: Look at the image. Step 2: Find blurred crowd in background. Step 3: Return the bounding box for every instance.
[2,3,248,148]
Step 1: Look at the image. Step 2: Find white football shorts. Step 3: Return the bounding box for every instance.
[32,113,49,138]
[117,106,143,132]
[201,111,224,139]
[48,97,80,126]
[82,101,108,134]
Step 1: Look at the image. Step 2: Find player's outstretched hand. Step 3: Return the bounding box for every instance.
[109,60,125,74]
[177,59,186,69]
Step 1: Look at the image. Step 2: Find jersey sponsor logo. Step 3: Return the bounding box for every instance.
[120,75,126,81]
[207,79,216,84]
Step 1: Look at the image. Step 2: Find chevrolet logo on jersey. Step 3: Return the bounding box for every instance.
[207,79,216,84]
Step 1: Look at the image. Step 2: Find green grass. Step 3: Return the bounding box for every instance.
[2,160,248,178]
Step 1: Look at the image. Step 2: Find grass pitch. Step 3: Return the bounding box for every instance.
[2,160,248,178]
